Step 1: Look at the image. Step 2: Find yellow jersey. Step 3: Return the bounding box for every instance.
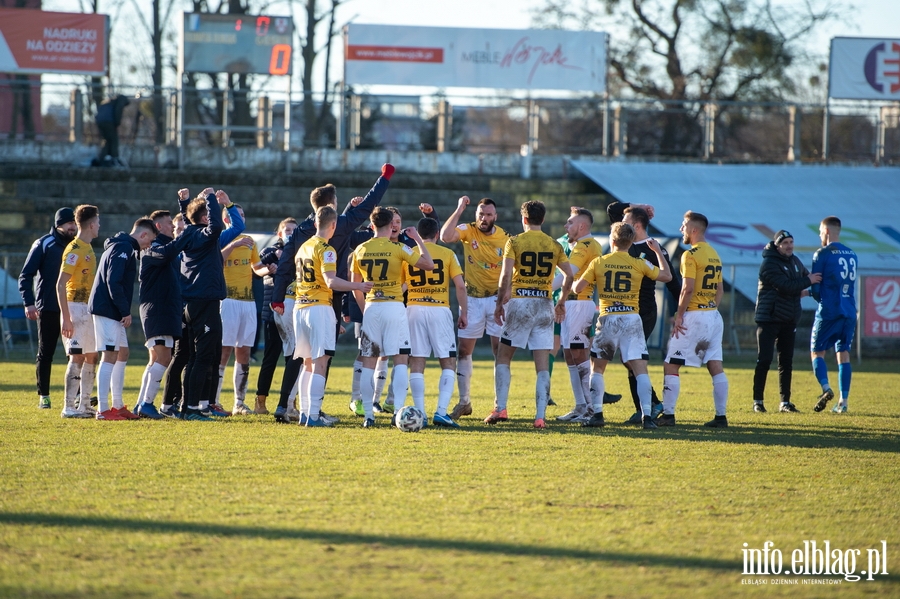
[404,242,463,308]
[223,235,260,301]
[295,235,337,308]
[681,241,722,311]
[503,230,569,299]
[455,222,508,298]
[566,235,604,301]
[351,237,421,303]
[61,238,96,303]
[579,251,660,316]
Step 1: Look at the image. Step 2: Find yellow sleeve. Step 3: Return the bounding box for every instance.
[682,252,697,280]
[580,258,598,287]
[250,243,261,264]
[449,253,463,279]
[502,237,515,261]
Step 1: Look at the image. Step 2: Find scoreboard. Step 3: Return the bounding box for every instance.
[182,13,293,75]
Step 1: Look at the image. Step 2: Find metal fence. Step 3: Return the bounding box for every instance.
[2,79,899,164]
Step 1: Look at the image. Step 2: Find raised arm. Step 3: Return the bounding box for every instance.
[440,196,468,243]
[406,227,434,271]
[646,238,672,283]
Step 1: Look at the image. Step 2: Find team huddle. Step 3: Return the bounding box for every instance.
[17,164,858,429]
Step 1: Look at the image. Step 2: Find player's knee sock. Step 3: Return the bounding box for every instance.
[233,362,250,405]
[662,374,679,415]
[712,372,728,416]
[636,373,652,417]
[111,360,127,409]
[589,372,605,413]
[385,366,397,405]
[80,362,95,408]
[567,365,586,407]
[409,372,425,413]
[437,369,455,416]
[391,364,408,410]
[650,384,661,407]
[457,355,473,405]
[351,359,363,402]
[309,374,326,420]
[360,368,375,419]
[216,364,226,404]
[812,356,830,390]
[494,364,511,411]
[536,370,551,420]
[838,363,851,405]
[628,370,640,412]
[143,362,167,406]
[137,365,151,407]
[65,361,82,407]
[97,361,113,413]
[548,352,555,378]
[298,369,312,416]
[373,360,388,402]
[578,361,591,408]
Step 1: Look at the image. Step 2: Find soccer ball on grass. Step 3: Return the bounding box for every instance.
[394,405,425,432]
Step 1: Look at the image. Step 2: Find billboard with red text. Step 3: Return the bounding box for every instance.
[0,8,108,76]
[863,277,900,337]
[344,24,607,92]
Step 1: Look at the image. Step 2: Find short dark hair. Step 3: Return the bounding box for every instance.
[276,217,297,234]
[822,216,842,229]
[623,206,649,230]
[684,211,709,232]
[417,217,440,241]
[132,217,157,235]
[385,206,402,217]
[74,204,99,228]
[570,206,593,225]
[186,198,208,225]
[520,200,545,225]
[610,222,635,249]
[149,210,171,222]
[316,205,337,228]
[370,206,394,229]
[478,198,496,208]
[310,184,337,209]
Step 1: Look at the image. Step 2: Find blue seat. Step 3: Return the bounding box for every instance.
[1,307,35,357]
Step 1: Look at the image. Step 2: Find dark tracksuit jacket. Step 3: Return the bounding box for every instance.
[88,232,140,322]
[18,226,71,313]
[139,233,191,339]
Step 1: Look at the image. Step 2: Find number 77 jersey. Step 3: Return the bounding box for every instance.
[681,242,722,311]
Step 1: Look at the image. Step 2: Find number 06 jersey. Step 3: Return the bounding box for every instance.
[404,242,463,307]
[681,242,722,312]
[502,230,569,299]
[579,251,660,316]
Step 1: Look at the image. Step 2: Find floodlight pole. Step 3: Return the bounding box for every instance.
[822,99,830,162]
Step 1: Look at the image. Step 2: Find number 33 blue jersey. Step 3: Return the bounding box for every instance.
[811,242,858,320]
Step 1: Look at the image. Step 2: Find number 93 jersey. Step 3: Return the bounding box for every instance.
[681,242,722,311]
[404,242,463,307]
[580,251,660,316]
[503,230,569,299]
[295,235,337,307]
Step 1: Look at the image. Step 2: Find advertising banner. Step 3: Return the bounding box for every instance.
[0,8,108,76]
[863,276,900,337]
[345,24,607,92]
[828,37,900,100]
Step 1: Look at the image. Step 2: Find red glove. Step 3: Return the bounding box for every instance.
[270,302,285,314]
[381,163,395,180]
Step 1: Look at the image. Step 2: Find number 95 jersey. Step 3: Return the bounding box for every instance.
[503,230,569,299]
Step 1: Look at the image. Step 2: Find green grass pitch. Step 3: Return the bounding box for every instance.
[1,349,898,598]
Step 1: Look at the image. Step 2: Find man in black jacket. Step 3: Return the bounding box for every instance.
[18,207,77,409]
[753,230,821,413]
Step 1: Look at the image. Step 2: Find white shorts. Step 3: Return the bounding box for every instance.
[359,301,411,358]
[274,298,295,357]
[665,310,724,367]
[500,297,554,350]
[144,335,175,349]
[459,294,503,339]
[221,298,257,348]
[408,305,457,359]
[293,304,336,360]
[63,302,96,355]
[591,313,648,362]
[561,300,595,349]
[93,314,128,352]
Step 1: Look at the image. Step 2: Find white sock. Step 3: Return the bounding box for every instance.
[437,369,455,416]
[298,369,312,416]
[216,364,226,404]
[636,373,652,417]
[391,364,408,410]
[409,372,426,413]
[494,364,510,411]
[80,361,96,408]
[374,360,388,402]
[233,362,250,405]
[97,361,113,412]
[589,372,605,412]
[567,365,586,407]
[577,361,592,408]
[386,367,396,405]
[65,361,82,407]
[536,370,550,420]
[712,372,728,416]
[662,374,680,415]
[137,364,152,406]
[111,360,127,409]
[143,362,168,406]
[457,355,473,404]
[351,359,363,401]
[360,367,375,419]
[309,373,326,420]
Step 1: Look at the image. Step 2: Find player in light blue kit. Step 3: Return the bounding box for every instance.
[809,216,858,414]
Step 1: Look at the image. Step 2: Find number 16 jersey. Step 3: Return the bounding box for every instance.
[580,251,660,316]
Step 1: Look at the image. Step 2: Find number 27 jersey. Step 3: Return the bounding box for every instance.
[681,241,722,311]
